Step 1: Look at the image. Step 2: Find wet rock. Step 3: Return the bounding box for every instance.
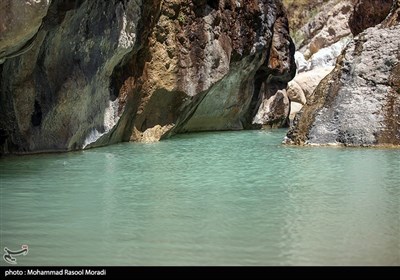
[178,2,296,132]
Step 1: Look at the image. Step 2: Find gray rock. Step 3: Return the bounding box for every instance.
[0,0,143,153]
[0,0,51,63]
[285,25,400,146]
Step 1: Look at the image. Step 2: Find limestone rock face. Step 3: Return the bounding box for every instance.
[252,89,290,128]
[287,37,342,123]
[112,0,296,140]
[282,0,325,31]
[281,1,353,127]
[285,25,400,146]
[0,0,51,63]
[0,0,148,154]
[297,0,353,58]
[0,0,296,154]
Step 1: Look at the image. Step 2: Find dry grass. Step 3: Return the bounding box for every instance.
[282,0,335,34]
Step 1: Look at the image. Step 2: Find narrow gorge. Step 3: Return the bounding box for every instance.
[1,0,399,154]
[1,0,399,267]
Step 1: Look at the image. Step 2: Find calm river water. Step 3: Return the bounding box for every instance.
[1,130,399,265]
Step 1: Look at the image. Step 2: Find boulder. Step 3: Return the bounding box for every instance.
[287,80,306,105]
[289,101,303,124]
[291,67,335,99]
[253,90,290,128]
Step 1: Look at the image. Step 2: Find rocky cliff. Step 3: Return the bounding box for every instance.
[285,0,400,146]
[282,0,354,128]
[0,0,295,154]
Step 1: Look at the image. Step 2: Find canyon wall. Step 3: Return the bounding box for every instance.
[0,0,295,154]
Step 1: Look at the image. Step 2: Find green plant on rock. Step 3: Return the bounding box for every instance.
[291,30,305,47]
[177,13,186,24]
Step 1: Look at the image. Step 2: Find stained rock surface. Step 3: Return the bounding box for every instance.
[0,0,296,154]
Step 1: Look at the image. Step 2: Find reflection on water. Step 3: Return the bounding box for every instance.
[0,130,399,265]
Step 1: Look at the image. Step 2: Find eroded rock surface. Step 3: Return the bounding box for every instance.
[281,1,354,126]
[296,0,354,58]
[0,0,51,63]
[0,0,296,154]
[285,0,400,146]
[0,0,150,154]
[285,25,400,146]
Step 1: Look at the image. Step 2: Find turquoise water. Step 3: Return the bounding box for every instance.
[0,130,399,266]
